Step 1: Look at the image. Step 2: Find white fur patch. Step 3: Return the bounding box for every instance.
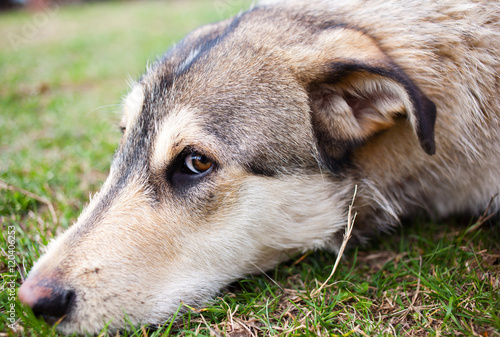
[122,84,145,133]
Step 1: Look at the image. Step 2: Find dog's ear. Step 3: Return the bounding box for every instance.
[293,29,436,172]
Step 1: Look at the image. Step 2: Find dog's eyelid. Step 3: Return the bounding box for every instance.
[184,146,213,158]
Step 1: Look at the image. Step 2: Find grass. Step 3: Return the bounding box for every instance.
[1,1,499,336]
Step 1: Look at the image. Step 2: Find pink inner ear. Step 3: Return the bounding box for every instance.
[344,90,401,118]
[344,92,372,119]
[341,88,404,137]
[343,86,405,123]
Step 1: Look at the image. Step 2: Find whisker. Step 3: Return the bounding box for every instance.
[86,104,122,117]
[250,262,284,291]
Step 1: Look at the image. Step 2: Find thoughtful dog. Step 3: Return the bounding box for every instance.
[19,0,500,334]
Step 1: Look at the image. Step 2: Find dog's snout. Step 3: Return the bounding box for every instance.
[18,276,75,324]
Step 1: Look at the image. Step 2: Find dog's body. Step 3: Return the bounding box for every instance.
[19,0,500,334]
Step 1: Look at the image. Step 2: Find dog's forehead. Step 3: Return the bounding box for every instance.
[118,16,320,175]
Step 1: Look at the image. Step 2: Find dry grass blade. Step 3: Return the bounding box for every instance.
[199,313,223,337]
[0,179,58,225]
[467,193,498,233]
[312,185,357,296]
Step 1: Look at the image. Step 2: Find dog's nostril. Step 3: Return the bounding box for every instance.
[32,288,75,321]
[19,277,75,323]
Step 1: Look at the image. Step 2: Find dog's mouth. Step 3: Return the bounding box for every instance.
[38,313,69,327]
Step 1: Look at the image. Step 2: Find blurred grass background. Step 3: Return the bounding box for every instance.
[1,1,499,336]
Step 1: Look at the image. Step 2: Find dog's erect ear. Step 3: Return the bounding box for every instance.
[290,28,436,172]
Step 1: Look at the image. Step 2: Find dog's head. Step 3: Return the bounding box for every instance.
[19,5,435,334]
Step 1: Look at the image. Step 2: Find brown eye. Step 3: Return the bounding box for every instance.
[184,153,213,174]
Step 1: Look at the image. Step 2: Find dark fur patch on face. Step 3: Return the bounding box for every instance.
[309,116,361,174]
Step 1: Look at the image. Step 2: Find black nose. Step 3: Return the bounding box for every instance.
[18,276,75,324]
[32,287,75,323]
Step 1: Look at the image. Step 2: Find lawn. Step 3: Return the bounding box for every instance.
[1,1,499,336]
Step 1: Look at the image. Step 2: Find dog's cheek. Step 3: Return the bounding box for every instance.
[142,172,356,311]
[206,173,355,265]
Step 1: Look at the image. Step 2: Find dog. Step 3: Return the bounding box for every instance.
[18,0,500,334]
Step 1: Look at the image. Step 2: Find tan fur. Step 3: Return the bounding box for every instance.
[19,0,500,334]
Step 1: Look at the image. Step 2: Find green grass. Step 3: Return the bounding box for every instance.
[1,1,499,336]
